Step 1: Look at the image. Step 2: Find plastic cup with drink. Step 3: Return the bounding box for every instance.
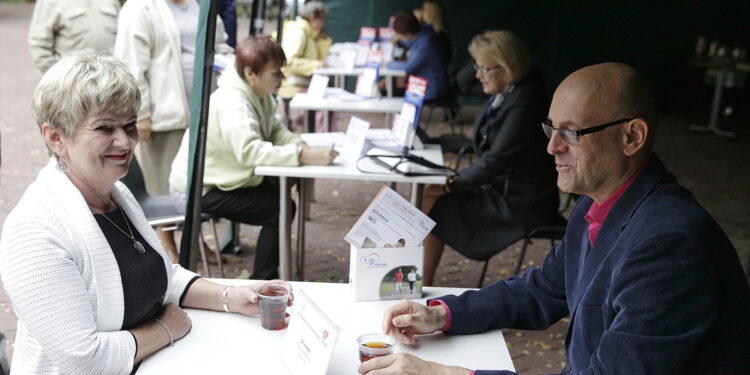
[255,282,291,330]
[357,333,396,362]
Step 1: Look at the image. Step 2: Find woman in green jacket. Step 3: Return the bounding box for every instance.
[170,36,336,279]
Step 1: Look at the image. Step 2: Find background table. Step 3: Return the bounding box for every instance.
[255,145,446,281]
[687,58,750,138]
[315,66,407,97]
[137,281,515,374]
[290,93,403,132]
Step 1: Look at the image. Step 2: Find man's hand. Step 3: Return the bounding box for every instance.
[358,353,471,375]
[299,146,338,165]
[136,118,152,142]
[382,300,446,345]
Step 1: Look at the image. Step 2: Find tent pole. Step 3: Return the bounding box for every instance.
[180,0,218,272]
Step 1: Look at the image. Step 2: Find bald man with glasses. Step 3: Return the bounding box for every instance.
[362,63,750,375]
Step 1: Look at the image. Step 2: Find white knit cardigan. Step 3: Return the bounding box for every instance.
[0,160,198,374]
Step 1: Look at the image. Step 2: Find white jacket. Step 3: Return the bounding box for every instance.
[0,160,198,374]
[28,0,120,73]
[113,0,231,132]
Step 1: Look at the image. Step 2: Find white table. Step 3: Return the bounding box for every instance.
[315,66,407,97]
[137,281,515,374]
[289,93,403,132]
[255,145,446,281]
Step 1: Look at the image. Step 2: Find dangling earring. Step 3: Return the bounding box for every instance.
[56,156,68,172]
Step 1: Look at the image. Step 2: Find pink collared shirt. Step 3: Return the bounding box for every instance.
[584,169,643,246]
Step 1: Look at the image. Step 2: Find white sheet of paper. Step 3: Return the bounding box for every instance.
[340,49,357,69]
[324,87,364,101]
[281,290,341,375]
[300,132,346,148]
[307,74,330,99]
[355,66,378,98]
[342,116,370,163]
[344,185,436,248]
[391,101,417,148]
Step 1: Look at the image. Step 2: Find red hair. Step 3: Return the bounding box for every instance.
[234,35,287,77]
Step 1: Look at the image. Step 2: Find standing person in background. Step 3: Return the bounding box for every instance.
[114,0,231,263]
[394,268,403,294]
[278,1,332,100]
[28,0,120,73]
[407,268,417,294]
[416,0,451,63]
[383,11,449,102]
[219,0,238,49]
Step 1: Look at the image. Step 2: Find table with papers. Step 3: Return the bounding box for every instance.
[315,66,407,97]
[289,92,403,132]
[255,145,446,281]
[137,280,515,374]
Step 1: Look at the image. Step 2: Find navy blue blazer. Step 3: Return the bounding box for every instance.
[437,156,750,374]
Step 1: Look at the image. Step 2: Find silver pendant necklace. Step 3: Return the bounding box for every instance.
[93,202,146,254]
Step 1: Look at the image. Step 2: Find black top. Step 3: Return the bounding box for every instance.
[429,68,561,258]
[94,208,167,330]
[451,68,559,221]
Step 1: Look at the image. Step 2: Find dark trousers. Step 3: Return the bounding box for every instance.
[202,178,292,279]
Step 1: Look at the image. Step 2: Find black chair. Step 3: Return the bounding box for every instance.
[120,158,225,277]
[422,94,461,133]
[445,140,574,287]
[475,193,579,288]
[477,216,567,288]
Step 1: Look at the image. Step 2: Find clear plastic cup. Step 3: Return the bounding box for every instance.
[357,333,396,362]
[255,282,290,330]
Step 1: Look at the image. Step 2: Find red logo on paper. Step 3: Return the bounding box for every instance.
[322,330,330,340]
[359,27,377,39]
[406,76,428,96]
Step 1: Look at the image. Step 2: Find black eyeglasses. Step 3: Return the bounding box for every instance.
[542,118,633,144]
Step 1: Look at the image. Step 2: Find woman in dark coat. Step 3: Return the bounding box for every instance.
[423,30,559,285]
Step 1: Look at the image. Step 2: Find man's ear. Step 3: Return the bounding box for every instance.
[41,122,65,157]
[622,118,648,156]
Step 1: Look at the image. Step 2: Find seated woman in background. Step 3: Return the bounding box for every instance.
[0,55,292,374]
[421,30,560,286]
[384,11,450,101]
[278,1,332,100]
[169,36,337,280]
[415,0,451,63]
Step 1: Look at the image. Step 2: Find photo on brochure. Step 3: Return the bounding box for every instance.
[378,265,422,300]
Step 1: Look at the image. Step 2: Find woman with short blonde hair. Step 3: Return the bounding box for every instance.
[1,55,293,374]
[420,30,559,287]
[468,30,532,85]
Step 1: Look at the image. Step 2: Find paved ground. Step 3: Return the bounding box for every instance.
[1,3,749,374]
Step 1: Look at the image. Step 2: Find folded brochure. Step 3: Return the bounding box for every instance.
[344,185,435,248]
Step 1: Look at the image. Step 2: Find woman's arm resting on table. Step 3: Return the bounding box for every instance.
[180,279,294,315]
[129,303,191,363]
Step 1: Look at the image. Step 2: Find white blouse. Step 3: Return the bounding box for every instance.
[0,159,198,374]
